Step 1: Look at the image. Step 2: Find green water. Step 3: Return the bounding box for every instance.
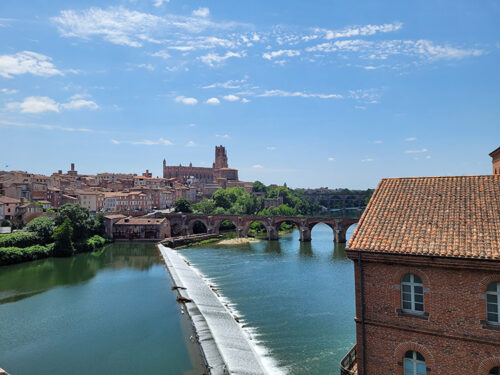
[181,223,356,375]
[0,243,197,375]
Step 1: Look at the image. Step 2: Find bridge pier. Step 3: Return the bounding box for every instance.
[334,228,347,243]
[299,226,311,242]
[267,226,279,241]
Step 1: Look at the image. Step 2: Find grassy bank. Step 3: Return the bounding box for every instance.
[178,232,237,249]
[0,233,109,266]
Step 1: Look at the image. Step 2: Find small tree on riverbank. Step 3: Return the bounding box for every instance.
[52,218,74,257]
[175,198,192,213]
[27,216,55,244]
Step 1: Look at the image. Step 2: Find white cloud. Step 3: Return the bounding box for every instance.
[0,119,93,133]
[405,137,417,141]
[241,98,250,103]
[111,139,120,144]
[153,0,169,7]
[262,49,300,60]
[6,96,60,113]
[1,88,19,94]
[405,148,428,154]
[61,98,99,110]
[192,7,209,18]
[315,22,403,40]
[266,146,276,151]
[252,164,263,169]
[373,140,383,144]
[0,51,63,78]
[425,155,432,159]
[361,158,374,162]
[258,89,342,99]
[202,79,246,89]
[186,140,196,147]
[132,137,172,145]
[188,123,196,127]
[199,51,245,67]
[206,97,220,105]
[151,50,171,59]
[7,95,98,113]
[328,157,335,162]
[216,134,230,138]
[175,96,198,105]
[223,94,239,101]
[137,63,155,71]
[52,7,246,48]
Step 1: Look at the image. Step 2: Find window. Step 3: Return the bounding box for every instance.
[404,351,426,375]
[490,367,500,375]
[486,282,500,325]
[402,274,424,313]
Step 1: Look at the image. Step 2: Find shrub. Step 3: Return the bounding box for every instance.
[52,218,74,257]
[0,244,53,266]
[74,235,107,253]
[26,216,55,244]
[0,231,39,248]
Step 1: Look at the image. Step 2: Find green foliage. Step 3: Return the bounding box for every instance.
[174,198,192,213]
[26,216,55,244]
[74,235,107,253]
[219,219,236,231]
[258,204,296,217]
[0,231,39,248]
[52,218,74,257]
[55,203,93,242]
[0,244,54,266]
[192,199,216,214]
[92,213,106,236]
[1,220,11,227]
[252,181,267,193]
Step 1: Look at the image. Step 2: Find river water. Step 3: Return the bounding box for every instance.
[180,223,357,375]
[0,243,201,375]
[0,223,356,375]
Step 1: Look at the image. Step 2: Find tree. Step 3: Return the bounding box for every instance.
[192,199,216,214]
[252,181,267,193]
[52,218,74,257]
[92,213,105,236]
[175,198,192,213]
[212,189,231,210]
[26,216,55,244]
[55,203,92,242]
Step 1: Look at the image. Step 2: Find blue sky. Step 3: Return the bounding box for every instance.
[0,0,499,189]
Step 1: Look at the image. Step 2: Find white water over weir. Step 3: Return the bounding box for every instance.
[157,244,269,375]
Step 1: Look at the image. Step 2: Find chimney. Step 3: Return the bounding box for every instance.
[71,163,75,171]
[490,147,500,175]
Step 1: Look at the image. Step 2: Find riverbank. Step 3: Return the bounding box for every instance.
[158,244,270,375]
[217,237,260,245]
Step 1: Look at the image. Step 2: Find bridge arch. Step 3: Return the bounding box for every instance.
[187,218,208,235]
[241,218,278,240]
[213,218,239,234]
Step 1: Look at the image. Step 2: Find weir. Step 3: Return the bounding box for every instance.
[157,244,269,375]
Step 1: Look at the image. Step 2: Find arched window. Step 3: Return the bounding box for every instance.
[402,274,424,313]
[486,282,500,325]
[404,350,426,375]
[490,367,500,375]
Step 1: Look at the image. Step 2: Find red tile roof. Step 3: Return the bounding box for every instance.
[347,175,500,260]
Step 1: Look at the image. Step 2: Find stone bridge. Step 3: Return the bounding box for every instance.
[155,213,359,243]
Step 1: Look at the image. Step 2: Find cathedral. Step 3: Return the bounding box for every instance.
[163,145,239,184]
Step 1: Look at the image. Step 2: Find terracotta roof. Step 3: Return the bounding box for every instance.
[104,214,127,220]
[347,175,500,260]
[490,146,500,158]
[0,195,20,204]
[115,217,167,225]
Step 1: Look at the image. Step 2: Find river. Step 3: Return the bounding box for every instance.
[0,223,356,375]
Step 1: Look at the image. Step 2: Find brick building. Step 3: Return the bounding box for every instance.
[342,174,500,375]
[163,145,239,183]
[112,217,170,240]
[491,147,500,175]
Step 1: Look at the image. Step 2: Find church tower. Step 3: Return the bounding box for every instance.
[214,145,228,169]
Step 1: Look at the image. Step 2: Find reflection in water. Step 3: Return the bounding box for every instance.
[299,241,314,257]
[0,243,159,304]
[262,240,282,254]
[332,242,348,260]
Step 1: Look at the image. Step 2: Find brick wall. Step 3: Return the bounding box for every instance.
[349,253,500,374]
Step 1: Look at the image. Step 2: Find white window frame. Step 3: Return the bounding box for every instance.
[403,351,426,375]
[401,274,424,314]
[486,282,500,325]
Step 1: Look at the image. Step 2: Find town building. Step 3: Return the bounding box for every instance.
[342,171,500,374]
[163,145,239,184]
[0,196,21,221]
[112,217,170,240]
[491,147,500,175]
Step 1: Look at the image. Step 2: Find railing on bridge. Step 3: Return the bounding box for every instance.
[340,345,357,375]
